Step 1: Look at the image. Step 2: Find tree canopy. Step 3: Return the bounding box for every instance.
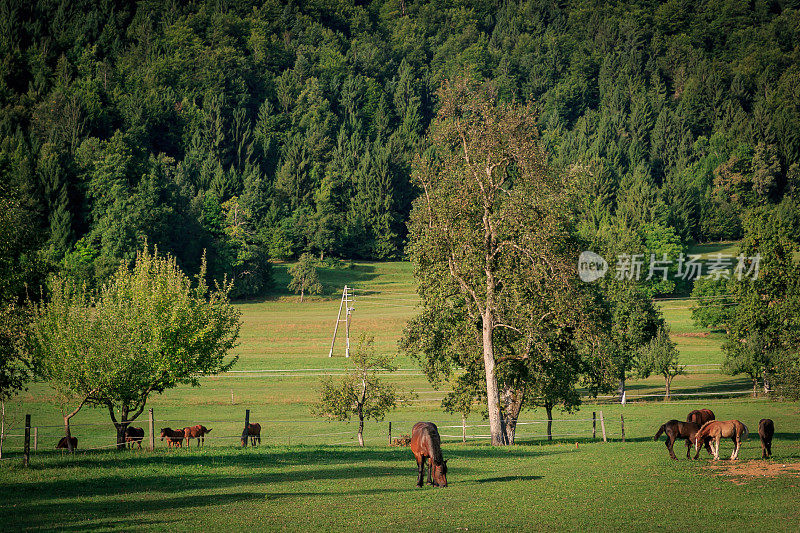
[3,1,800,300]
[30,247,241,448]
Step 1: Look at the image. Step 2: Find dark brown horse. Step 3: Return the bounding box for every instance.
[411,422,447,487]
[241,423,261,446]
[160,427,184,447]
[124,426,144,449]
[694,420,748,460]
[183,425,212,447]
[654,420,712,459]
[687,409,715,427]
[56,436,78,449]
[758,418,774,459]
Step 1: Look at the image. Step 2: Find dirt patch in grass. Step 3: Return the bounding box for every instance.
[673,332,710,338]
[705,461,800,483]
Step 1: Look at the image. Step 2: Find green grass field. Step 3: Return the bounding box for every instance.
[2,249,799,531]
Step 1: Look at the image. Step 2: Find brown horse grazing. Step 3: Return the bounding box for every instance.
[56,436,78,449]
[160,427,184,447]
[694,420,749,460]
[124,427,145,449]
[654,420,712,459]
[183,425,212,447]
[410,422,448,487]
[241,423,261,446]
[758,418,774,459]
[687,409,715,427]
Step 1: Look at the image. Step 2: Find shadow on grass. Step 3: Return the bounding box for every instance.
[5,492,265,531]
[28,443,568,471]
[475,475,542,483]
[242,262,380,301]
[1,445,571,506]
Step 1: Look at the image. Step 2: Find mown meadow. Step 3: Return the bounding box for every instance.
[2,246,799,531]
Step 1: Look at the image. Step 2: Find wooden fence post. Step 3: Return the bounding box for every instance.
[621,414,625,442]
[462,415,467,443]
[148,408,155,451]
[592,412,596,440]
[599,411,607,442]
[0,401,4,459]
[241,409,250,447]
[388,421,392,445]
[23,414,31,467]
[34,427,38,452]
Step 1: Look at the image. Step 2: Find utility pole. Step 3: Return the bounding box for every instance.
[328,286,354,357]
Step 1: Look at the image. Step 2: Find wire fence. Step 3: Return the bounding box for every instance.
[0,411,626,461]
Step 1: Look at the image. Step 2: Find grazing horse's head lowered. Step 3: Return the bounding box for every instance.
[694,420,748,460]
[411,422,448,487]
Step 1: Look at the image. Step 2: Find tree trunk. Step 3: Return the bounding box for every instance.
[482,311,504,446]
[357,378,366,446]
[501,385,525,445]
[763,371,771,395]
[300,288,304,303]
[63,417,75,452]
[752,377,758,398]
[618,375,626,404]
[62,392,95,453]
[545,404,553,441]
[115,423,128,449]
[664,375,671,401]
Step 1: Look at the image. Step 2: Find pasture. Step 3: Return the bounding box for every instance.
[2,249,800,530]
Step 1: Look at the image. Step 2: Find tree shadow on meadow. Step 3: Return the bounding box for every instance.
[4,492,266,531]
[259,262,380,300]
[2,444,571,500]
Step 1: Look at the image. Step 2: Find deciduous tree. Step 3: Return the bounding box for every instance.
[403,76,598,445]
[637,325,685,400]
[313,334,408,446]
[288,252,322,303]
[31,247,241,449]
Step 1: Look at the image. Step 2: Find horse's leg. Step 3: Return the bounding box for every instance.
[416,456,425,487]
[714,436,720,460]
[427,457,434,485]
[666,435,677,460]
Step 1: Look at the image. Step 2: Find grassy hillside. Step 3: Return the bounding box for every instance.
[2,246,786,453]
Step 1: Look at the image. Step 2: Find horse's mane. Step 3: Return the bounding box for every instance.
[428,425,444,465]
[694,420,715,439]
[699,420,715,430]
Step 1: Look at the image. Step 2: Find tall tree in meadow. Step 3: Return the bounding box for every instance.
[288,252,322,303]
[722,206,800,395]
[403,76,590,445]
[637,325,685,400]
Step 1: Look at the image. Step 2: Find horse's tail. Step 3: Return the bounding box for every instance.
[654,424,666,441]
[741,423,749,440]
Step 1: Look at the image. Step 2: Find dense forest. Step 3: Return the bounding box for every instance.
[2,0,800,299]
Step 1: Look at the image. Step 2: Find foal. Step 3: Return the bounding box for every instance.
[758,418,774,459]
[694,420,748,460]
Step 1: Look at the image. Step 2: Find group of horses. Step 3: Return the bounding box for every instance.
[159,422,263,448]
[654,409,775,461]
[57,422,264,450]
[159,425,213,447]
